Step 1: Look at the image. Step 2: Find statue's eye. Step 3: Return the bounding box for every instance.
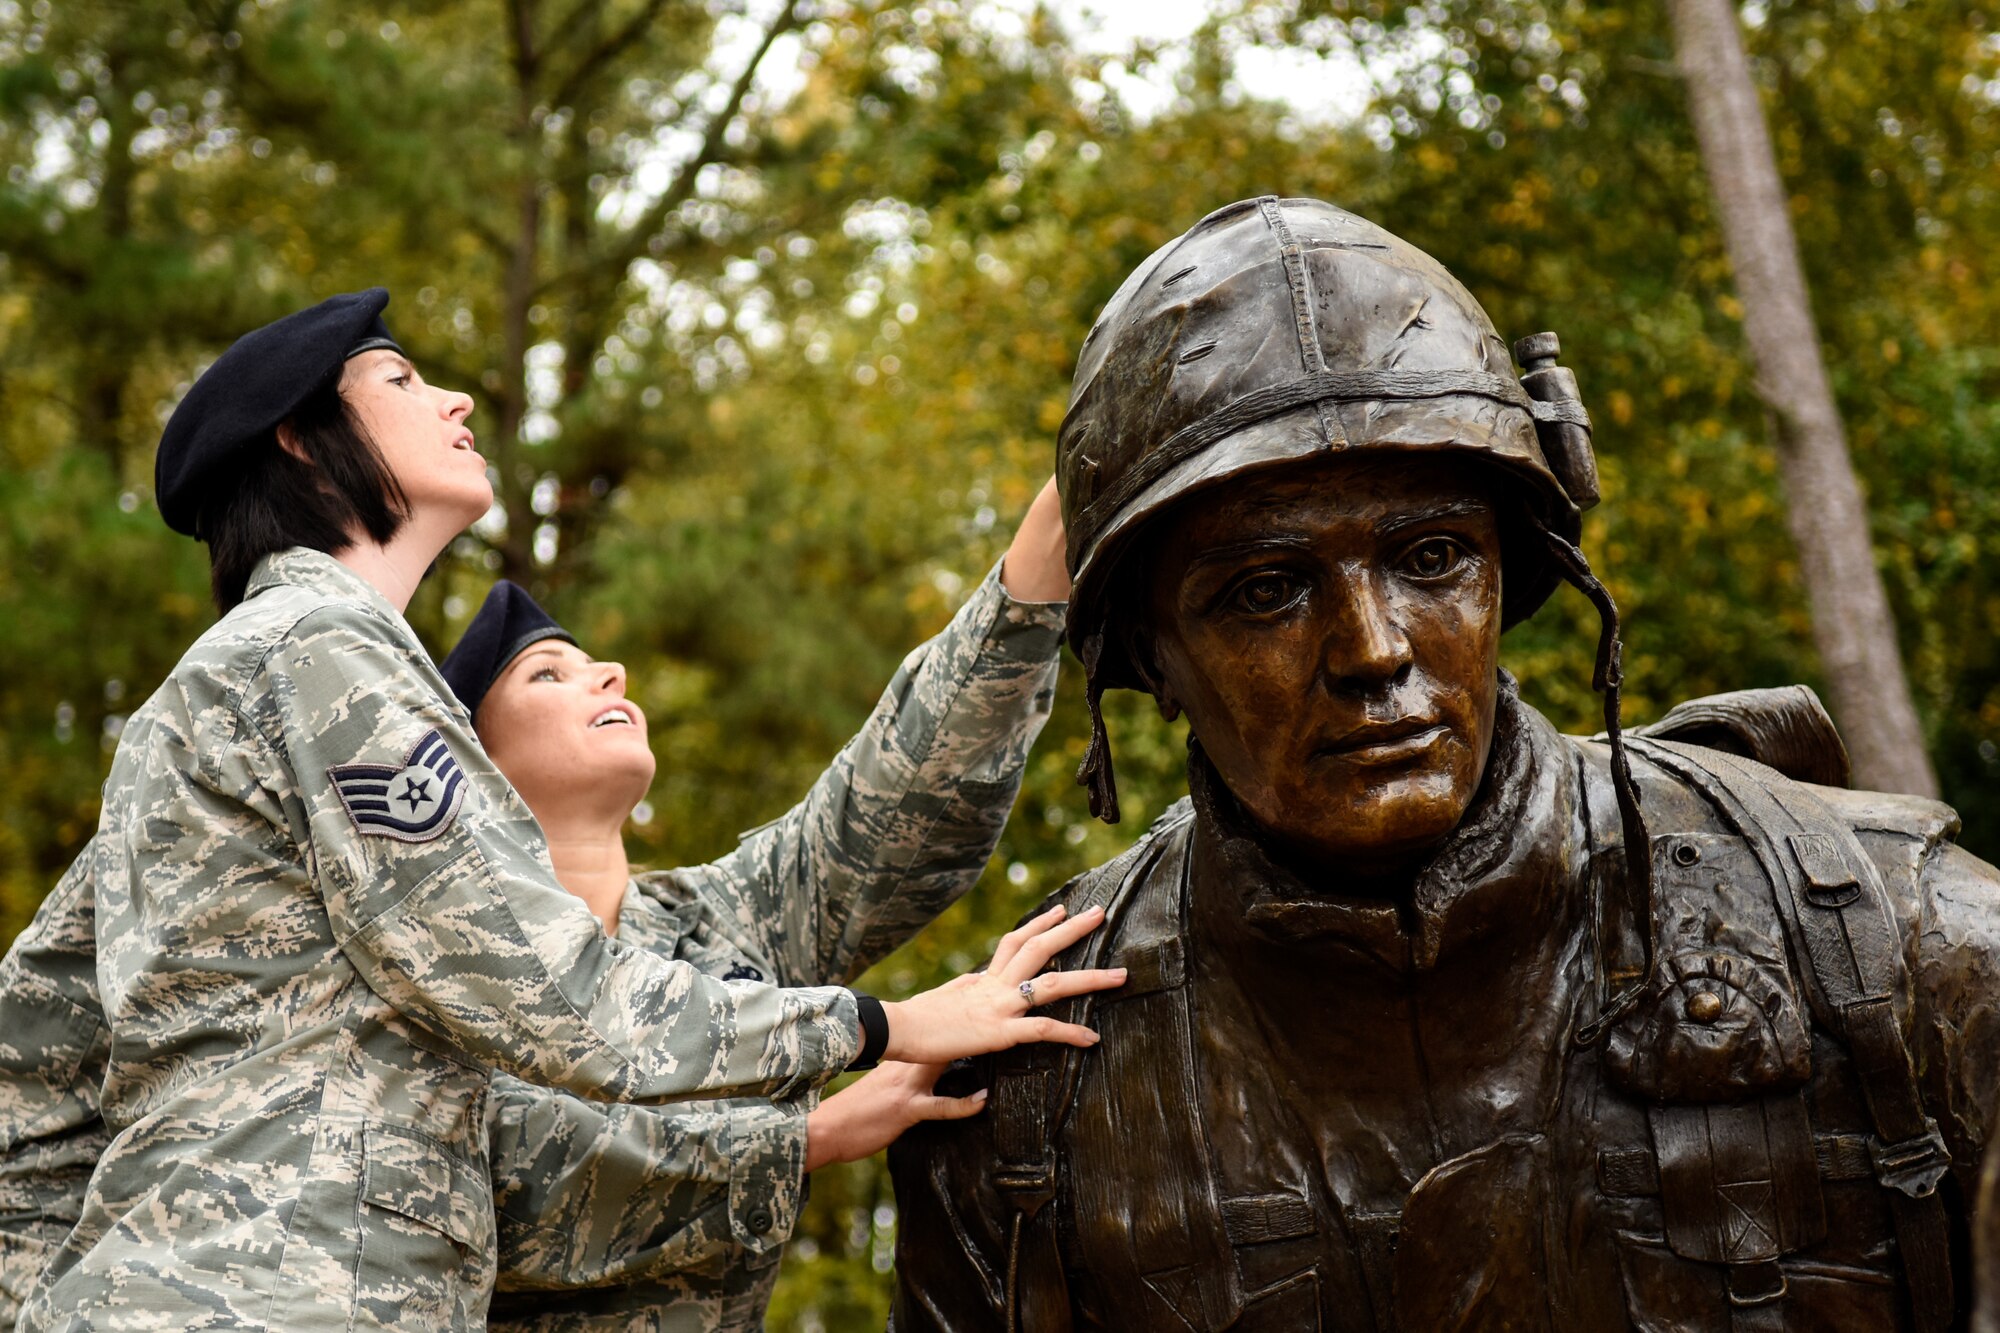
[1231,573,1301,615]
[1405,539,1463,579]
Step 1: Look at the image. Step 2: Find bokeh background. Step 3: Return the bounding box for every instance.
[2,0,1995,1326]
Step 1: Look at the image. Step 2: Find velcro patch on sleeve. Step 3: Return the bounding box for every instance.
[330,728,469,842]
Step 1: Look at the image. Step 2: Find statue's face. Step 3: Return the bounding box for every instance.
[1136,452,1504,876]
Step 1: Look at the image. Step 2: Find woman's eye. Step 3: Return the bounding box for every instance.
[390,374,412,388]
[1406,539,1463,579]
[530,667,558,682]
[1231,574,1300,615]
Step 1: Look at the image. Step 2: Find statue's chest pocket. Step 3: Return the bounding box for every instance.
[1651,834,1789,967]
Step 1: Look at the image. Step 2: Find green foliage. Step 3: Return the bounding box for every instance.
[2,0,1996,1325]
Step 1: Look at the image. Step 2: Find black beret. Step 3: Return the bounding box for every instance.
[441,581,577,720]
[154,288,405,537]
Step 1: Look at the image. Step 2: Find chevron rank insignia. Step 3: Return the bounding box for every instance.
[329,728,469,842]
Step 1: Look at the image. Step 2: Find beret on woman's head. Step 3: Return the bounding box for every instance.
[441,580,577,720]
[154,288,403,537]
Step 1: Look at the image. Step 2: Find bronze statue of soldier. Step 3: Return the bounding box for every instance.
[888,196,2000,1331]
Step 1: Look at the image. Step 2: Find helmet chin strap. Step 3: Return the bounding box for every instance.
[1535,523,1660,1046]
[1076,630,1122,824]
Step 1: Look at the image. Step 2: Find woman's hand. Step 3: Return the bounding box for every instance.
[879,905,1124,1065]
[1000,476,1071,602]
[803,1060,984,1171]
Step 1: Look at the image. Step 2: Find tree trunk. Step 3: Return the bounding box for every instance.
[496,0,543,582]
[1666,0,1937,797]
[79,42,137,467]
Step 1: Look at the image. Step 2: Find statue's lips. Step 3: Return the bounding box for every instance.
[1312,722,1448,765]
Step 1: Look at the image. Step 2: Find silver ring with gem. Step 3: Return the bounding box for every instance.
[1018,979,1037,1005]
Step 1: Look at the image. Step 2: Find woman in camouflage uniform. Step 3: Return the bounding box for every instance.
[0,290,1122,1331]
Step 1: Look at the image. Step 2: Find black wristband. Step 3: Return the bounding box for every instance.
[850,992,889,1071]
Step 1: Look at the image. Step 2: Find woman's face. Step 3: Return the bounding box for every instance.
[476,640,658,827]
[339,349,490,529]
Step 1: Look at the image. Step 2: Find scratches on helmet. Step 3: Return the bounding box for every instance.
[1161,265,1199,289]
[1395,296,1435,340]
[1177,342,1218,365]
[1298,237,1391,252]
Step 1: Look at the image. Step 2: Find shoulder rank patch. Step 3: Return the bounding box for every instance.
[330,728,468,842]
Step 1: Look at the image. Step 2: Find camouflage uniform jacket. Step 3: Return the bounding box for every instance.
[0,558,1062,1332]
[10,549,869,1332]
[0,856,99,1325]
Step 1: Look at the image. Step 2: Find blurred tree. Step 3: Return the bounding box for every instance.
[0,0,313,928]
[1669,0,1935,795]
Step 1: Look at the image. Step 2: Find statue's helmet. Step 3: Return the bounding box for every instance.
[1055,196,1656,1042]
[1058,195,1608,822]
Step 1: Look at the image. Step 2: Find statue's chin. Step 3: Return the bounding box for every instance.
[1248,783,1472,892]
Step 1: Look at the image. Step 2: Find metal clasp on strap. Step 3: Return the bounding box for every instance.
[1727,1259,1788,1308]
[1869,1118,1951,1199]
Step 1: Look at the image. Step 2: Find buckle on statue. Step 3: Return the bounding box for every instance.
[1726,1260,1787,1308]
[1869,1119,1951,1198]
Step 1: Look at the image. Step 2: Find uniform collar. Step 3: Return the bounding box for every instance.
[244,547,408,627]
[613,879,682,950]
[1189,676,1584,972]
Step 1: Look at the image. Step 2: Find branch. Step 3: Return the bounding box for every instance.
[508,0,541,89]
[189,0,249,44]
[464,210,514,259]
[0,213,90,287]
[548,0,677,111]
[547,0,804,304]
[544,0,616,63]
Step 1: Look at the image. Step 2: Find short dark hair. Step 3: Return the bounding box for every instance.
[197,371,408,612]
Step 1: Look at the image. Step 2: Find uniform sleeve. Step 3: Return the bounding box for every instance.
[251,604,859,1103]
[1911,839,2000,1202]
[661,562,1064,988]
[486,1075,806,1292]
[0,844,113,1327]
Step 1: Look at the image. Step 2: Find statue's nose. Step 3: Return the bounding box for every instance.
[1320,575,1414,696]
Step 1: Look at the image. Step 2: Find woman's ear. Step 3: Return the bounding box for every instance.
[1118,618,1182,723]
[275,419,310,464]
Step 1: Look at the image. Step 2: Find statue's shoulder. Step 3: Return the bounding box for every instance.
[1816,781,2000,1032]
[1579,686,1997,1070]
[1804,781,1961,860]
[1613,682,1980,914]
[1586,682,1976,914]
[936,802,1200,1113]
[1014,796,1195,929]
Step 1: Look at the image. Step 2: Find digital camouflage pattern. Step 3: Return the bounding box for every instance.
[9,548,864,1331]
[0,558,1063,1331]
[0,851,104,1323]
